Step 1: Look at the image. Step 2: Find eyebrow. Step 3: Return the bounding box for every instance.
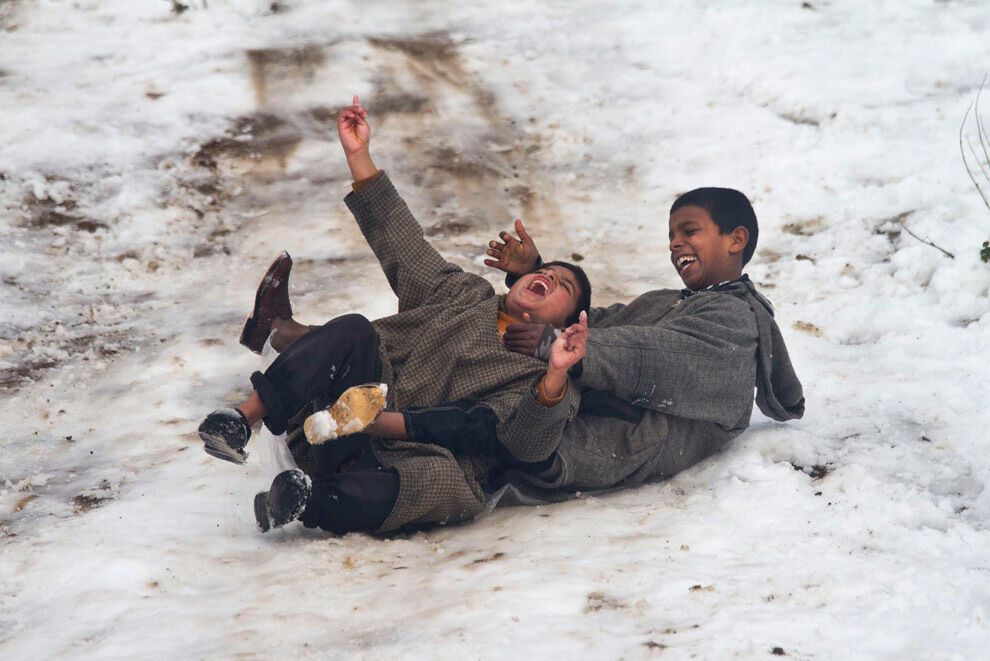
[668,221,700,237]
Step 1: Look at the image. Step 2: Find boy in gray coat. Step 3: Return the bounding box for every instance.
[380,181,805,502]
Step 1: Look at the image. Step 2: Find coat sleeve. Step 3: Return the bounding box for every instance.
[344,172,493,310]
[586,302,627,326]
[578,293,758,426]
[487,381,580,464]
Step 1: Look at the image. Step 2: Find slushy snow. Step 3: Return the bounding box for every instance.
[1,0,989,658]
[308,410,338,443]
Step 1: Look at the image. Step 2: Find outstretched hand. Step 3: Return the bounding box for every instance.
[484,219,540,276]
[337,95,370,156]
[548,311,588,372]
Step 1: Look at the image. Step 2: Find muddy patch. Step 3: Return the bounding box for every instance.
[0,324,136,393]
[72,479,117,512]
[369,33,458,62]
[585,591,626,612]
[0,358,59,391]
[193,112,302,175]
[782,217,824,236]
[792,320,823,337]
[359,32,560,238]
[20,189,108,233]
[791,462,831,480]
[424,215,473,237]
[247,45,326,107]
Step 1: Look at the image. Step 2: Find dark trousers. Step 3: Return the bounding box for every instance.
[249,314,399,533]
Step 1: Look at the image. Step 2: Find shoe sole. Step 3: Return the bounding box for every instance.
[254,492,272,532]
[303,383,388,444]
[200,431,248,465]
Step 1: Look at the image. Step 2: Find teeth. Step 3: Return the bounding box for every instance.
[676,255,697,270]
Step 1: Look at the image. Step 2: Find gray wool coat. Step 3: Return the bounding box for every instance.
[344,172,580,532]
[497,277,805,502]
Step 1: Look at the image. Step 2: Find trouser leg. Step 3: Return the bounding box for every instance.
[249,314,382,435]
[299,467,400,534]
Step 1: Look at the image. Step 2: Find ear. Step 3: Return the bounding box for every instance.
[727,226,749,256]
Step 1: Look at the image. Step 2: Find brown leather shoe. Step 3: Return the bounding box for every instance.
[239,251,293,354]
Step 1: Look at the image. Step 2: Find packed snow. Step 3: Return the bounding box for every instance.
[2,0,989,658]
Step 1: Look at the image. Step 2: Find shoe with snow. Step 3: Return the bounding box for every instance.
[303,383,388,444]
[198,408,251,465]
[255,469,312,532]
[240,251,293,354]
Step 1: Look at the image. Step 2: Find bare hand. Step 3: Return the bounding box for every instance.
[548,311,588,372]
[337,95,370,156]
[484,219,540,276]
[504,320,554,357]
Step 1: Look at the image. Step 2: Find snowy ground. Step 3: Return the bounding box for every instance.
[2,0,990,658]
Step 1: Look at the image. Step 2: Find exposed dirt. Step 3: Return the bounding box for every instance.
[0,359,59,391]
[71,479,116,513]
[247,45,326,107]
[21,192,108,233]
[0,322,135,393]
[782,217,825,236]
[791,462,830,480]
[193,112,303,175]
[585,591,626,612]
[792,320,823,336]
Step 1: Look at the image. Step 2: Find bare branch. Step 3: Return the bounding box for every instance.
[974,78,990,168]
[900,224,956,259]
[960,78,990,212]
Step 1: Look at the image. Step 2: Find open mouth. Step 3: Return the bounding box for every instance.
[675,254,698,273]
[526,274,552,296]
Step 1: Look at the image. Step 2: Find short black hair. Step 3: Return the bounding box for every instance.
[541,260,592,326]
[670,188,759,265]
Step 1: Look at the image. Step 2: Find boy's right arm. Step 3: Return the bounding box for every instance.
[339,98,491,310]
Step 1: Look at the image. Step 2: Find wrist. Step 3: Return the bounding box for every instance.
[346,151,377,181]
[542,366,567,391]
[537,369,568,406]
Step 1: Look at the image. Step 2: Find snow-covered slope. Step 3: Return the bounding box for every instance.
[1,1,989,657]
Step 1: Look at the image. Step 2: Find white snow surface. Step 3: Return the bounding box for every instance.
[2,0,990,658]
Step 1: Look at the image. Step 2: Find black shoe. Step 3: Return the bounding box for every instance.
[240,252,293,354]
[198,408,251,465]
[255,469,312,532]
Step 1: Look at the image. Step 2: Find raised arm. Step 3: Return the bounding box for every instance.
[339,97,491,310]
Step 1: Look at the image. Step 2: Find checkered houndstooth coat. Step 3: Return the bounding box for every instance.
[344,172,579,533]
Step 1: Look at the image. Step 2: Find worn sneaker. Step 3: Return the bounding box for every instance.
[239,252,293,354]
[254,469,312,532]
[303,383,388,444]
[198,408,251,465]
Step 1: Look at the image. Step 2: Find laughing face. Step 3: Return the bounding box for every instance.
[505,265,582,328]
[668,205,748,290]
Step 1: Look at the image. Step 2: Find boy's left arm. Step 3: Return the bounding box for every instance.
[487,378,580,464]
[490,310,586,463]
[578,294,759,427]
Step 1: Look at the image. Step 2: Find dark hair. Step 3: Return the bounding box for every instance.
[670,188,759,265]
[541,260,592,326]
